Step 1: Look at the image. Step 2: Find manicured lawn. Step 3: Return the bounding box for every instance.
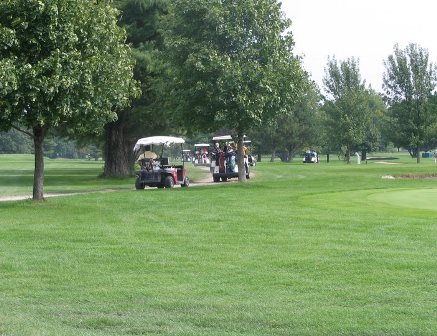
[0,153,436,335]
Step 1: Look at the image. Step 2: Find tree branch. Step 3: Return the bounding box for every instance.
[11,124,34,138]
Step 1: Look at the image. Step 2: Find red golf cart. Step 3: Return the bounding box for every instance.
[133,136,190,189]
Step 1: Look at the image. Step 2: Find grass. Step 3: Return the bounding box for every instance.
[0,153,436,335]
[0,155,208,197]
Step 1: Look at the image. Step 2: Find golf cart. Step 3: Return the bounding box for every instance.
[210,135,250,182]
[193,143,210,166]
[134,136,190,189]
[303,150,319,163]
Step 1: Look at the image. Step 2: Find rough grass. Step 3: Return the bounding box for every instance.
[0,153,436,335]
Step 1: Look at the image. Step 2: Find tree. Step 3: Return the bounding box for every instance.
[0,0,138,200]
[322,57,381,163]
[273,83,321,161]
[102,0,171,177]
[383,43,437,163]
[162,0,307,181]
[359,90,386,160]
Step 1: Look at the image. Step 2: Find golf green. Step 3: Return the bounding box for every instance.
[369,188,437,211]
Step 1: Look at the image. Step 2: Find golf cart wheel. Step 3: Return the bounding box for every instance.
[135,178,145,190]
[221,176,227,182]
[181,177,190,187]
[164,176,175,188]
[213,175,220,182]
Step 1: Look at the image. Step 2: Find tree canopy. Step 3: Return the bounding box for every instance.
[0,0,138,199]
[383,43,437,162]
[322,57,384,162]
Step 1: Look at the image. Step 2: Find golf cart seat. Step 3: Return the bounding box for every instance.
[141,158,163,172]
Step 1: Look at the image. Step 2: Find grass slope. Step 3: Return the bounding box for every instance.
[0,153,436,335]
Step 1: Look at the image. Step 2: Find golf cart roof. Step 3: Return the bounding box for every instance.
[194,143,210,147]
[133,136,185,151]
[212,135,233,141]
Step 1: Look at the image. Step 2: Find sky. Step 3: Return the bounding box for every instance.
[280,0,437,92]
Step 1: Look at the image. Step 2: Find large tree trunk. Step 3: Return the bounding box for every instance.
[33,125,46,200]
[103,121,132,177]
[279,150,290,162]
[416,147,421,163]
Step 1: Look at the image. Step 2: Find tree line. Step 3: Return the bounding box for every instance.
[1,0,436,199]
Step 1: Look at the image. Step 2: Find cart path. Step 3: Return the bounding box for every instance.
[0,171,254,202]
[0,190,114,202]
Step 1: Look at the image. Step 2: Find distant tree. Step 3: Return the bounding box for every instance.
[162,0,307,181]
[356,90,386,160]
[42,135,97,159]
[0,0,138,200]
[253,82,320,162]
[274,83,321,161]
[383,43,437,162]
[248,123,277,162]
[423,94,437,149]
[0,129,33,154]
[322,57,381,163]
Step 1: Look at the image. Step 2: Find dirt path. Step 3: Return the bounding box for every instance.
[0,180,217,202]
[0,191,108,202]
[0,170,254,202]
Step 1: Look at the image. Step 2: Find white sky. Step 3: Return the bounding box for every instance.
[280,0,437,92]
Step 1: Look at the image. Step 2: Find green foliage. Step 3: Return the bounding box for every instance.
[162,0,307,136]
[120,0,168,50]
[273,83,321,159]
[322,57,384,160]
[383,43,436,104]
[0,0,138,133]
[383,43,437,158]
[0,129,33,153]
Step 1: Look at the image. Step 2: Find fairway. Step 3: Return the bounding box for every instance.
[0,154,436,335]
[369,188,437,211]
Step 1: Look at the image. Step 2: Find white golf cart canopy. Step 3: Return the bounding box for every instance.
[212,135,233,141]
[194,143,210,147]
[212,135,251,142]
[133,136,185,152]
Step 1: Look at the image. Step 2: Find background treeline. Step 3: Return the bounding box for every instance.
[0,128,102,160]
